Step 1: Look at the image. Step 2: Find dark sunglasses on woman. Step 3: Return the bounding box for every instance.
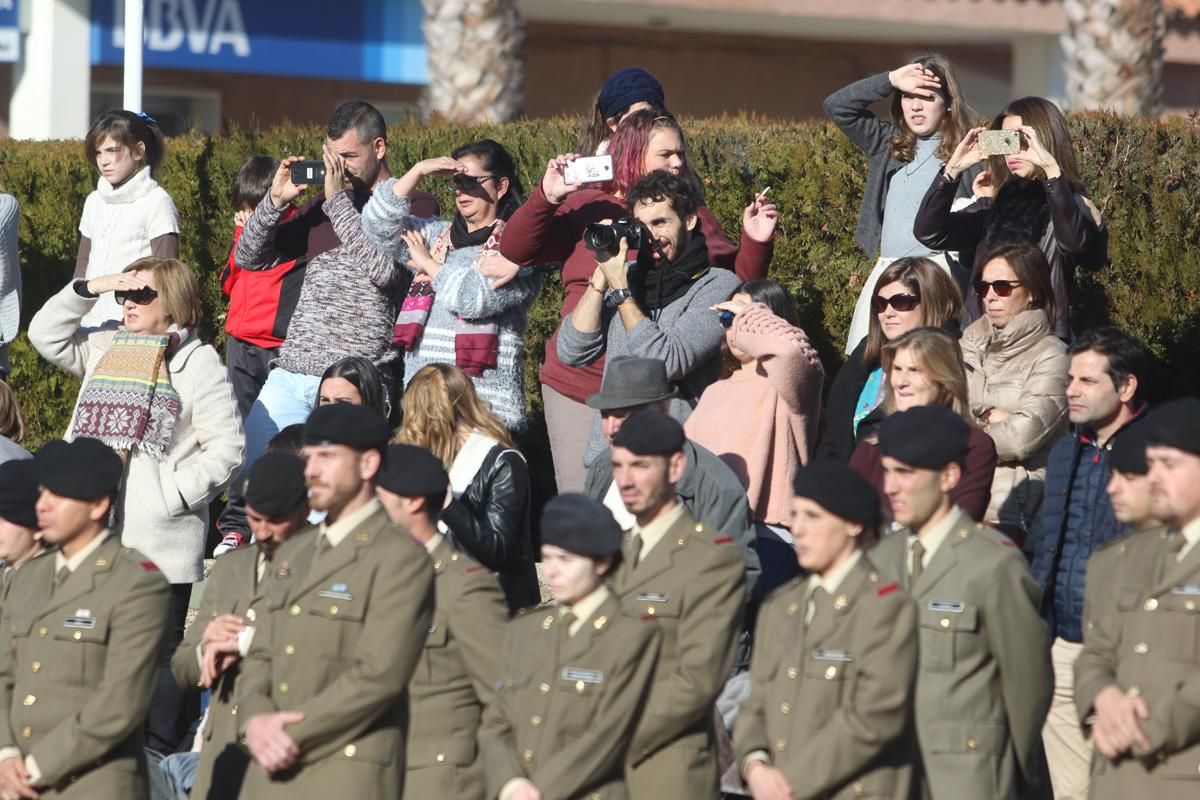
[871,292,920,313]
[718,309,735,328]
[115,287,158,306]
[451,173,496,191]
[974,279,1022,298]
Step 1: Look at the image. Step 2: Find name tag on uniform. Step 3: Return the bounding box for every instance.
[1171,585,1200,596]
[813,649,855,662]
[319,583,353,601]
[928,600,965,613]
[63,617,97,629]
[562,667,603,684]
[637,593,670,603]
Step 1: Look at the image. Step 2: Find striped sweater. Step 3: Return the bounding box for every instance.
[361,180,543,430]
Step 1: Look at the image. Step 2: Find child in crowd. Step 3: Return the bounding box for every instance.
[75,110,179,327]
[221,156,306,420]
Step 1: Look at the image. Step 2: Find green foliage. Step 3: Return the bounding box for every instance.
[4,113,1199,455]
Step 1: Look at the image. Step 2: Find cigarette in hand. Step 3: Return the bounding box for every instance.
[756,186,771,200]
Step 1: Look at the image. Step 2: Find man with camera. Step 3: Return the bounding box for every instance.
[558,170,752,464]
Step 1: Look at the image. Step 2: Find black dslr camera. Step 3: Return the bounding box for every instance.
[583,218,649,258]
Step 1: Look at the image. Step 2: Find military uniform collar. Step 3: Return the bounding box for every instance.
[559,584,611,636]
[807,550,862,598]
[319,497,382,548]
[423,532,445,555]
[907,505,963,567]
[54,530,112,574]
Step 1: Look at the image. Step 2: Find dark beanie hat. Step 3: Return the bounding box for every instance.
[0,460,39,529]
[541,493,623,557]
[243,451,308,519]
[34,438,123,500]
[304,404,390,452]
[377,445,450,498]
[1144,397,1200,456]
[879,406,970,469]
[611,409,685,456]
[1109,418,1151,476]
[792,461,881,530]
[598,67,665,121]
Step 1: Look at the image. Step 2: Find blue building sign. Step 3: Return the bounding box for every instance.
[0,0,19,64]
[91,0,426,84]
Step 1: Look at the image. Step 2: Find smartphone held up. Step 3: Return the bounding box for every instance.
[977,130,1020,157]
[563,155,614,186]
[290,160,327,185]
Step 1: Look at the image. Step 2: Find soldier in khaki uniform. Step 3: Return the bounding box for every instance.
[605,410,747,800]
[737,461,917,800]
[481,493,662,800]
[376,444,509,799]
[168,450,311,799]
[237,404,435,800]
[0,461,45,599]
[869,406,1052,800]
[0,438,170,800]
[1075,401,1200,799]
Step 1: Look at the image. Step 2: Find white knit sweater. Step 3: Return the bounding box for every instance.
[0,194,19,375]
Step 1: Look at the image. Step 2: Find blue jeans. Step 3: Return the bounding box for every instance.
[149,750,199,800]
[243,367,321,470]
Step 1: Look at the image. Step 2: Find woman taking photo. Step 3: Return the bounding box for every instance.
[849,327,998,520]
[495,109,777,492]
[824,54,977,354]
[915,96,1107,339]
[685,278,824,598]
[395,363,538,612]
[362,139,541,431]
[817,256,963,463]
[959,241,1068,541]
[735,461,916,800]
[29,256,243,754]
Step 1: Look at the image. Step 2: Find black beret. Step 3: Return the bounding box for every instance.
[879,406,970,469]
[540,493,622,557]
[304,403,390,451]
[1109,418,1151,476]
[791,461,881,530]
[378,445,449,498]
[611,409,685,456]
[0,460,39,529]
[1144,397,1200,456]
[243,451,308,519]
[34,438,123,500]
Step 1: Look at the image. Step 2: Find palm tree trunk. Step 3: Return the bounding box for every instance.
[1061,0,1165,115]
[421,0,525,123]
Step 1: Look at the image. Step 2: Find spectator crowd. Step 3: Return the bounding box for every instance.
[0,61,1194,800]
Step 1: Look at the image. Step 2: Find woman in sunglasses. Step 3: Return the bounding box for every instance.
[959,241,1068,542]
[685,278,824,600]
[817,256,963,463]
[361,139,542,431]
[29,256,243,749]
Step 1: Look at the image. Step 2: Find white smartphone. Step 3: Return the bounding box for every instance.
[563,155,614,186]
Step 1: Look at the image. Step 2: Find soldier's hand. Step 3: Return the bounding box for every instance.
[201,613,244,649]
[509,784,543,800]
[0,757,37,800]
[744,760,795,800]
[245,711,306,775]
[1092,685,1151,758]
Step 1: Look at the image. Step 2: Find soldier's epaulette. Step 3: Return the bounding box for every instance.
[1094,528,1140,554]
[876,582,900,597]
[713,536,733,545]
[139,561,160,572]
[464,565,487,574]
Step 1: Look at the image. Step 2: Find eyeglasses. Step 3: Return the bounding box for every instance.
[974,279,1022,298]
[871,292,920,313]
[115,287,158,306]
[718,310,735,328]
[451,173,496,191]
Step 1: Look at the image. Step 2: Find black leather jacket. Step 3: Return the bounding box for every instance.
[439,444,539,613]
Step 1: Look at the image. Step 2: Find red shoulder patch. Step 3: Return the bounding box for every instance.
[465,565,486,574]
[1001,539,1019,548]
[876,582,899,597]
[140,561,160,572]
[713,537,733,545]
[640,614,657,622]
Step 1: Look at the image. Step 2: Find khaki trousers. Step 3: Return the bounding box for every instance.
[541,383,595,494]
[1043,637,1091,800]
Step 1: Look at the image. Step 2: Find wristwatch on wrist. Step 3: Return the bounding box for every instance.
[942,167,958,184]
[605,288,632,308]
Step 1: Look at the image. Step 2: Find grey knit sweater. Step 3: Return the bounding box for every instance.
[0,194,19,375]
[361,179,542,429]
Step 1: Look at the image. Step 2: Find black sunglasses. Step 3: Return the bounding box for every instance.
[718,310,735,328]
[974,279,1022,298]
[451,173,496,191]
[871,292,920,313]
[115,287,159,306]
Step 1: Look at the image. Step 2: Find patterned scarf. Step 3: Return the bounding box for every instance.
[69,329,184,461]
[393,217,504,376]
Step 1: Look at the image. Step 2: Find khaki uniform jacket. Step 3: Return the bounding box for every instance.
[611,507,748,800]
[0,536,170,798]
[235,506,435,799]
[404,537,508,800]
[1075,525,1200,798]
[735,555,918,800]
[871,508,1052,800]
[480,590,661,800]
[170,543,275,800]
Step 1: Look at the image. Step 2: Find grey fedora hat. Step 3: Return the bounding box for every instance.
[585,356,678,410]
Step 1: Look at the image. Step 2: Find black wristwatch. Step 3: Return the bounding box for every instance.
[605,288,632,308]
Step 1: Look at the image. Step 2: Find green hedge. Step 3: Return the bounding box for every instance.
[4,113,1199,459]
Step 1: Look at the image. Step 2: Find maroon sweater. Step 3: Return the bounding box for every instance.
[499,184,773,402]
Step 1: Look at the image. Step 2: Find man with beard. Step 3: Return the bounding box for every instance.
[557,169,746,468]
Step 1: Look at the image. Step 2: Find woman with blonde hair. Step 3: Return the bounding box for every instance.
[849,327,998,520]
[29,256,243,754]
[396,363,537,611]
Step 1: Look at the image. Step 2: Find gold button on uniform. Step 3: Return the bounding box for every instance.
[1133,642,1149,654]
[786,667,798,680]
[20,727,31,739]
[284,644,296,655]
[538,682,550,694]
[329,606,339,615]
[30,661,40,673]
[774,739,786,752]
[289,605,301,616]
[231,705,238,716]
[522,750,533,763]
[37,627,47,638]
[646,607,656,616]
[73,631,82,640]
[939,618,950,629]
[787,603,799,616]
[22,695,35,706]
[542,615,554,630]
[344,744,357,757]
[1144,598,1158,611]
[575,680,586,693]
[436,753,445,762]
[834,595,848,610]
[853,783,865,797]
[967,738,977,750]
[279,682,289,694]
[246,609,256,622]
[530,716,542,728]
[1188,601,1197,611]
[824,666,838,679]
[780,703,791,715]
